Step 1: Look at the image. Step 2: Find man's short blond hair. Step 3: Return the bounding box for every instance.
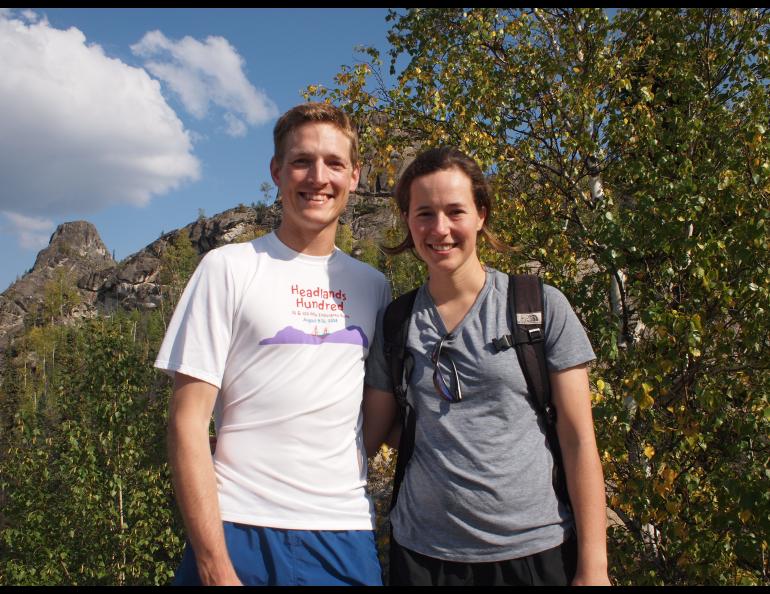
[273,102,359,166]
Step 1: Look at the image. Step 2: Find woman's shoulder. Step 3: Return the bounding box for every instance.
[483,269,575,315]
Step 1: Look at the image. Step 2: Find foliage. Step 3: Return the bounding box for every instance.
[1,8,767,586]
[335,223,355,254]
[1,228,190,584]
[158,231,200,316]
[0,313,182,585]
[41,269,82,325]
[380,236,426,300]
[259,181,276,203]
[309,8,770,585]
[354,237,383,270]
[22,269,83,328]
[367,445,396,580]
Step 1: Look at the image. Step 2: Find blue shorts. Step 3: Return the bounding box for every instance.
[173,522,382,586]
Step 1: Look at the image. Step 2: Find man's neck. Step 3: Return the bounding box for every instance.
[275,223,337,256]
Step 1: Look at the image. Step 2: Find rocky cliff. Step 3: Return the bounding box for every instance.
[0,221,115,347]
[0,192,396,349]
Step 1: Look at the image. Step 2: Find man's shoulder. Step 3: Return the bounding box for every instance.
[200,233,272,267]
[332,250,389,285]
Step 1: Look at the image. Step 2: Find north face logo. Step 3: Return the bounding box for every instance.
[517,312,542,325]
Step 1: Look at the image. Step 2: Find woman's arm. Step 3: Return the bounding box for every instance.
[551,363,611,586]
[362,385,399,457]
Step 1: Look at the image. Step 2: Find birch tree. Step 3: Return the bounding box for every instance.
[310,8,770,584]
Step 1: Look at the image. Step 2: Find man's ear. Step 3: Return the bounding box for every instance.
[269,156,281,186]
[349,163,361,192]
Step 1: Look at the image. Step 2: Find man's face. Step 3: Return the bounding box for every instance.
[270,122,360,248]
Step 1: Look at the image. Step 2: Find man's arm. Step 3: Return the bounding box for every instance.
[362,385,398,457]
[551,364,611,586]
[168,372,242,586]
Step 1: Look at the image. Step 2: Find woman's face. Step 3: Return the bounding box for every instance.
[405,167,486,278]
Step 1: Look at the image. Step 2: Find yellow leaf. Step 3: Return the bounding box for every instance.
[718,169,736,191]
[739,509,752,523]
[661,467,677,486]
[639,393,654,409]
[644,445,656,459]
[596,379,605,393]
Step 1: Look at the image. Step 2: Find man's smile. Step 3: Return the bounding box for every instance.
[299,192,333,203]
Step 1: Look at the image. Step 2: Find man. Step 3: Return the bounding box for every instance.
[155,103,390,586]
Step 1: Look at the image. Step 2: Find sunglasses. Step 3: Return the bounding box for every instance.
[431,333,463,402]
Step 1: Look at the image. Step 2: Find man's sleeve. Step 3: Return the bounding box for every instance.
[154,249,236,389]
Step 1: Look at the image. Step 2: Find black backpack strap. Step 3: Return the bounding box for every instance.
[509,274,552,424]
[382,289,418,510]
[495,274,572,511]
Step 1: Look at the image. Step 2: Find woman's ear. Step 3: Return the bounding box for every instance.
[477,206,487,231]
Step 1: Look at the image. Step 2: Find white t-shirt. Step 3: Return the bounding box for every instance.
[155,232,391,530]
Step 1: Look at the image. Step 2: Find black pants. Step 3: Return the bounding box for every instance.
[389,535,578,586]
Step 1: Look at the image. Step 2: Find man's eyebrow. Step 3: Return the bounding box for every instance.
[286,149,348,161]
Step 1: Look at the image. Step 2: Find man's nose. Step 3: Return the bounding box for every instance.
[307,160,330,184]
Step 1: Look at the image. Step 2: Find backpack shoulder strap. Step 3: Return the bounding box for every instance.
[382,288,418,510]
[492,274,551,419]
[509,274,553,424]
[503,274,571,510]
[383,288,418,410]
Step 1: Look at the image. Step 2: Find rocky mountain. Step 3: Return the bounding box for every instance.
[0,191,396,350]
[0,221,115,347]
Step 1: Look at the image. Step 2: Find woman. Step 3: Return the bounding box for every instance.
[363,147,610,586]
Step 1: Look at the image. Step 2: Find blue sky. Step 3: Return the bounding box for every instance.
[0,8,395,292]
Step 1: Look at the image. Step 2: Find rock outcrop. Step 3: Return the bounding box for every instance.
[95,202,280,311]
[0,190,397,350]
[0,222,115,347]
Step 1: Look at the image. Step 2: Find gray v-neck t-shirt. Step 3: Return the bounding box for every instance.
[365,268,595,562]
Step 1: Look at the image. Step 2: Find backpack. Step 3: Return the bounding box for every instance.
[382,274,571,512]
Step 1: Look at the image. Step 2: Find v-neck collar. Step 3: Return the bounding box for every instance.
[422,269,492,337]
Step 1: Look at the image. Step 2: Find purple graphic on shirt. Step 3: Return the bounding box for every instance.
[259,326,368,348]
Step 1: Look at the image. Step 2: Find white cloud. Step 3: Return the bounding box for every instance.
[20,9,39,23]
[224,113,248,137]
[131,30,278,137]
[2,211,55,250]
[0,12,200,227]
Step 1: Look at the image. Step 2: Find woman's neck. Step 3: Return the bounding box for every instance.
[427,258,486,306]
